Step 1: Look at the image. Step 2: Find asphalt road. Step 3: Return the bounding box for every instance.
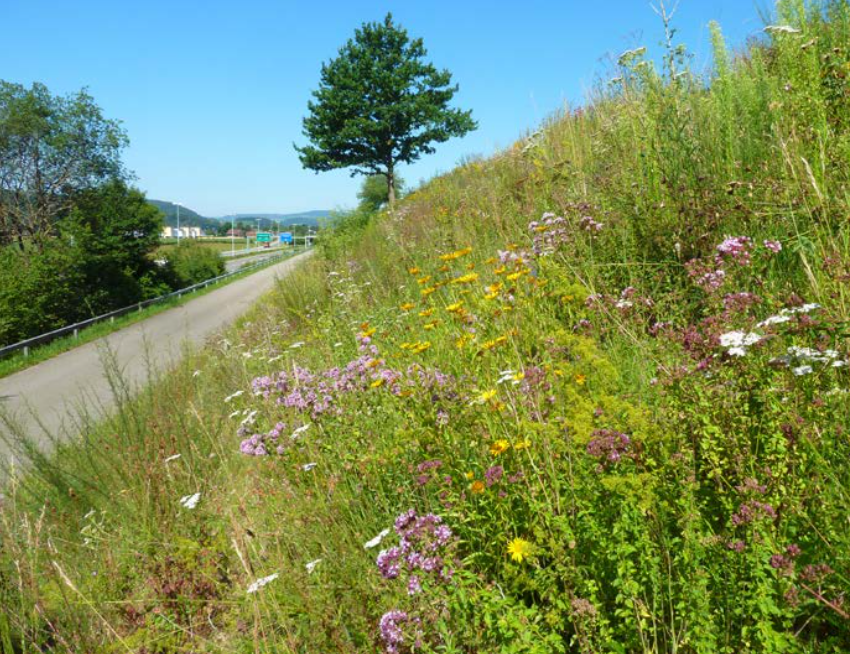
[224,250,286,273]
[0,251,311,469]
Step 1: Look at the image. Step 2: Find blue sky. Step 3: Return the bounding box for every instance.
[2,1,769,216]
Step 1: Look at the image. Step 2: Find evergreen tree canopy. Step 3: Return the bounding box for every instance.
[295,14,476,207]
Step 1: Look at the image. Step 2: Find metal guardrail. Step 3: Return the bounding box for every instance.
[0,248,305,360]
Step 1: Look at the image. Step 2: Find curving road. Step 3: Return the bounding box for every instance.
[0,251,311,470]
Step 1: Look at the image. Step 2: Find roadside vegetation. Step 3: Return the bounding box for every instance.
[3,1,850,652]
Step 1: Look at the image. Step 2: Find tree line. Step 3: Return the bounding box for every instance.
[0,81,221,346]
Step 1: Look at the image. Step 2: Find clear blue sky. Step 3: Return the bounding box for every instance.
[2,1,768,217]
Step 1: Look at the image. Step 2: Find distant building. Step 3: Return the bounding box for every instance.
[227,228,245,237]
[162,226,204,239]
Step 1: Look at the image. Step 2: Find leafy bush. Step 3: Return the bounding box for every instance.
[164,240,225,287]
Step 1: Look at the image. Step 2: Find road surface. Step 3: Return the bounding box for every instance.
[0,251,311,469]
[224,250,287,273]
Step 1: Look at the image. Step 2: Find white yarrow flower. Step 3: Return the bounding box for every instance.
[247,573,279,594]
[792,365,813,376]
[764,25,801,34]
[224,390,244,403]
[164,453,181,463]
[179,492,201,510]
[364,528,391,549]
[302,462,317,471]
[306,559,322,574]
[290,341,305,349]
[291,424,311,440]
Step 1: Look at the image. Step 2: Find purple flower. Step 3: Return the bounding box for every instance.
[485,465,504,487]
[763,239,782,253]
[377,547,402,579]
[379,610,409,653]
[407,575,422,596]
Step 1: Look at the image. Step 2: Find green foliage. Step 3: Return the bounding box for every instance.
[163,240,225,287]
[296,13,477,204]
[0,80,128,248]
[357,173,406,212]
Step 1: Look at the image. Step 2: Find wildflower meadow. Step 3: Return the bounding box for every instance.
[2,1,850,651]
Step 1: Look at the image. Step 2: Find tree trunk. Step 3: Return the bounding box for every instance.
[387,165,396,211]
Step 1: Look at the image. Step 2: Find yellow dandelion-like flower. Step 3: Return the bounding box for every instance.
[507,538,533,563]
[464,471,474,480]
[400,302,415,311]
[439,246,473,261]
[513,439,531,450]
[485,256,498,265]
[412,341,432,354]
[408,267,421,275]
[490,439,510,456]
[513,372,525,382]
[553,369,564,377]
[439,264,450,273]
[575,373,586,386]
[446,301,464,313]
[399,342,413,350]
[421,287,436,297]
[456,333,474,349]
[484,291,499,301]
[359,327,376,338]
[506,270,528,282]
[367,359,382,368]
[370,378,384,388]
[470,480,485,494]
[478,389,498,403]
[452,272,480,285]
[466,262,475,270]
[417,275,432,285]
[494,266,507,275]
[423,320,440,330]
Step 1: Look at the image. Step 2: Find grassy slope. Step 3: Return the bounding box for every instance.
[3,2,850,652]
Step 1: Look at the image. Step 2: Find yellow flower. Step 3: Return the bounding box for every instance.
[490,439,510,456]
[367,359,382,368]
[513,439,531,450]
[412,341,432,354]
[421,287,436,297]
[418,308,434,317]
[513,372,525,382]
[439,264,450,273]
[470,480,485,494]
[408,267,421,275]
[451,272,479,285]
[370,378,384,388]
[575,373,586,386]
[485,257,498,265]
[478,389,497,403]
[417,275,432,285]
[466,262,476,270]
[423,320,440,330]
[400,302,415,311]
[464,471,474,480]
[439,247,473,261]
[455,333,474,349]
[484,291,499,301]
[494,266,506,275]
[507,538,533,563]
[446,301,464,313]
[359,327,376,338]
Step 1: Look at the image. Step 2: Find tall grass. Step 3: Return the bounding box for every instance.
[2,1,850,652]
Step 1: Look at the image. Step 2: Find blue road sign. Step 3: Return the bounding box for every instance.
[280,232,293,244]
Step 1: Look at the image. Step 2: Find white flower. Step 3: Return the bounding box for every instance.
[228,410,240,419]
[164,453,181,463]
[614,299,633,310]
[305,559,322,574]
[224,390,244,403]
[719,331,762,356]
[242,351,253,358]
[291,424,311,440]
[268,354,283,363]
[334,342,343,348]
[792,365,813,376]
[240,410,258,426]
[179,492,201,510]
[247,573,279,594]
[290,341,305,349]
[497,370,515,385]
[757,314,791,327]
[192,370,201,377]
[364,528,391,549]
[302,462,317,471]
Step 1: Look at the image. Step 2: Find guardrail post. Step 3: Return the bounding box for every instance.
[73,328,79,339]
[23,346,29,358]
[110,316,114,324]
[138,303,142,312]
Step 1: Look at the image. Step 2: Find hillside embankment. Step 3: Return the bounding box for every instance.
[2,3,850,652]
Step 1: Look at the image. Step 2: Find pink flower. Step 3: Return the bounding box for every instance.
[763,239,782,253]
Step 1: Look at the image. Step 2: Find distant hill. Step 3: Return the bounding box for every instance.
[219,211,330,228]
[148,202,330,231]
[148,200,221,232]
